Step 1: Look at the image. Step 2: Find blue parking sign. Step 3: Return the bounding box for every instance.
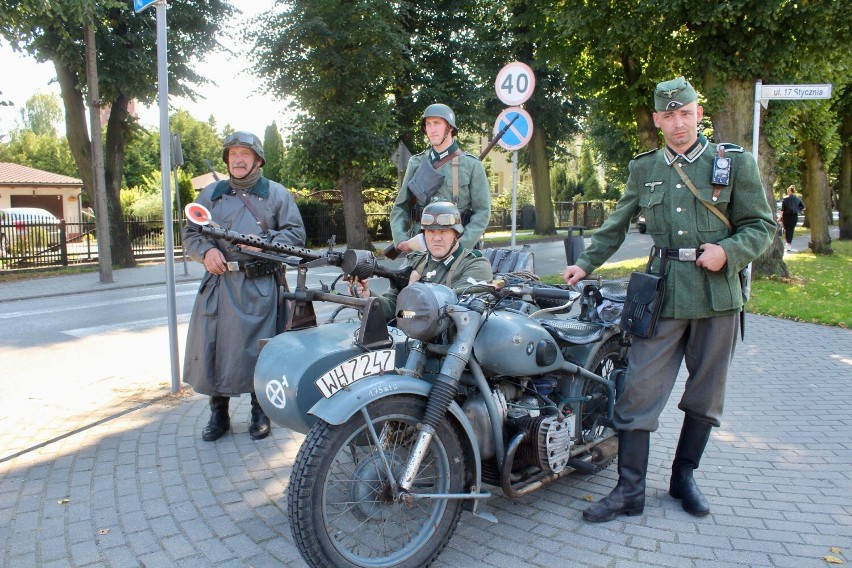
[493,107,533,152]
[134,0,158,13]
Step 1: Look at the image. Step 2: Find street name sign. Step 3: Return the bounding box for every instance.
[495,61,536,106]
[493,107,533,152]
[760,84,832,100]
[134,0,158,14]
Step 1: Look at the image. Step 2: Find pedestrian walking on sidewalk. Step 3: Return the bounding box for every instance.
[183,131,306,442]
[562,77,775,522]
[780,185,805,251]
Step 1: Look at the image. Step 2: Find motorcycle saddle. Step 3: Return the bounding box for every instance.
[539,318,607,345]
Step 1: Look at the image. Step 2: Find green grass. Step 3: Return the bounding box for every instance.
[541,240,852,329]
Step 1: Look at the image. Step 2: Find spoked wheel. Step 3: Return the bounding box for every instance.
[288,395,465,568]
[572,335,622,444]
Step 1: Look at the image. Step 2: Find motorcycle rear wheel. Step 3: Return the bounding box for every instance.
[288,394,465,568]
[574,335,622,443]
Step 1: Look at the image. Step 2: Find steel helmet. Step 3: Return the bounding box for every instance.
[222,131,265,165]
[420,103,458,136]
[421,201,464,234]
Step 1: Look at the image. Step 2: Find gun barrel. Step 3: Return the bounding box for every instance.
[197,225,329,263]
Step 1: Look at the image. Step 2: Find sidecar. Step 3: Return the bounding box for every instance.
[255,318,411,434]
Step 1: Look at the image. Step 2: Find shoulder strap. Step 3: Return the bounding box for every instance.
[234,189,269,233]
[673,164,733,233]
[433,149,463,170]
[452,158,459,203]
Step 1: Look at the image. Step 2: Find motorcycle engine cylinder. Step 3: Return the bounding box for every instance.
[509,415,574,474]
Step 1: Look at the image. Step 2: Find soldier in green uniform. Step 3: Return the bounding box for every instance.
[563,77,775,522]
[390,104,491,252]
[354,201,493,320]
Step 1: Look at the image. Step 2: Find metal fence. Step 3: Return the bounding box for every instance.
[0,202,616,272]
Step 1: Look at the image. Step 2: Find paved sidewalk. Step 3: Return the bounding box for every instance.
[1,228,849,567]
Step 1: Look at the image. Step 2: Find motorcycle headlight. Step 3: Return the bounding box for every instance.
[395,282,457,341]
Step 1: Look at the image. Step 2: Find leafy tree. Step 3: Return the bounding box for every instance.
[169,109,221,178]
[250,0,406,249]
[578,142,603,200]
[18,92,63,136]
[0,0,235,266]
[0,130,78,178]
[262,122,285,184]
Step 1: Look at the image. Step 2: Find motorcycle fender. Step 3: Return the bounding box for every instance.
[309,374,483,487]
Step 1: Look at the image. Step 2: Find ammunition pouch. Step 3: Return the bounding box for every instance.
[243,259,280,279]
[407,158,444,205]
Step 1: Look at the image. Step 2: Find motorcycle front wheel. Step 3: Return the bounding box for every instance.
[288,394,465,568]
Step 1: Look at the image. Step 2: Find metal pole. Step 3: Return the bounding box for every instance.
[156,0,181,393]
[172,166,188,275]
[511,151,518,248]
[752,79,762,166]
[84,6,113,283]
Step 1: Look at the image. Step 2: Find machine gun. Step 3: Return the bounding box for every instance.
[185,202,413,337]
[184,203,414,291]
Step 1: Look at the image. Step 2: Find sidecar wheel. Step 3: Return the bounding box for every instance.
[288,394,465,568]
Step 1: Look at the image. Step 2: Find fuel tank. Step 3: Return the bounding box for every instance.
[472,309,564,376]
[254,321,408,434]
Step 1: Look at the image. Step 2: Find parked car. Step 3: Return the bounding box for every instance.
[0,207,62,255]
[637,214,647,234]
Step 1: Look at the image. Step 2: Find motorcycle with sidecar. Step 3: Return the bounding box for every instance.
[186,206,628,568]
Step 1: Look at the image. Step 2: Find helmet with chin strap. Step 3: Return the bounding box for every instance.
[420,104,458,136]
[221,131,265,166]
[421,201,464,234]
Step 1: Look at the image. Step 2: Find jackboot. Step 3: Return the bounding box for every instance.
[583,430,650,523]
[249,392,271,440]
[202,396,230,442]
[668,414,712,516]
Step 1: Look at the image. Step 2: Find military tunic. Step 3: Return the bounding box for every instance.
[576,137,775,319]
[576,137,775,430]
[370,247,493,321]
[182,178,306,397]
[390,150,491,251]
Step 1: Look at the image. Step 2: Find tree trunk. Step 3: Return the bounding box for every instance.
[709,74,789,276]
[839,113,852,240]
[55,63,93,205]
[104,95,135,267]
[704,76,753,147]
[802,138,833,255]
[527,112,555,236]
[338,168,373,250]
[635,105,659,151]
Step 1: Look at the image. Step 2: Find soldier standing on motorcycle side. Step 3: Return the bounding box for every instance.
[183,131,306,442]
[353,201,493,320]
[390,104,491,252]
[563,77,775,522]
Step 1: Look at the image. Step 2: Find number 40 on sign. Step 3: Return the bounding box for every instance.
[495,61,536,106]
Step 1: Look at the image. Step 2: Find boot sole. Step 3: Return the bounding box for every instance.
[202,425,230,442]
[583,507,644,523]
[669,488,710,516]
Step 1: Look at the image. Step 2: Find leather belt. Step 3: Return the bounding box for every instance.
[225,259,278,278]
[662,248,702,261]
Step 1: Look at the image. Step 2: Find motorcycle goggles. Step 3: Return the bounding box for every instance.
[420,212,460,228]
[223,133,258,148]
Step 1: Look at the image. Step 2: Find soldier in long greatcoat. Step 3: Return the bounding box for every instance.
[183,132,306,442]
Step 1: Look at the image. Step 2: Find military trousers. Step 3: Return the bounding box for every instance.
[614,313,739,431]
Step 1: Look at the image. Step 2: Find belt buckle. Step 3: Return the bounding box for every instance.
[226,261,240,272]
[678,248,697,261]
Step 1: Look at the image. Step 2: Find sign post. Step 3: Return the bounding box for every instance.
[752,81,833,166]
[493,62,536,248]
[137,0,181,392]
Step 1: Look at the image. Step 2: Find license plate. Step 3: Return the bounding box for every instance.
[315,349,396,399]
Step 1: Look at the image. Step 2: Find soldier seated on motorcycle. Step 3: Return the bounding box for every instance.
[350,201,493,321]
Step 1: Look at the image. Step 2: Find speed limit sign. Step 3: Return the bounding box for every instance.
[495,61,535,106]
